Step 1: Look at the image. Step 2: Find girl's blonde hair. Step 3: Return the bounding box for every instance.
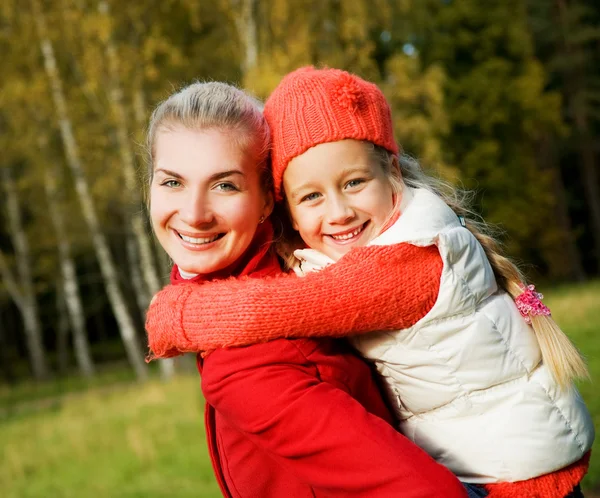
[275,142,588,390]
[146,81,272,193]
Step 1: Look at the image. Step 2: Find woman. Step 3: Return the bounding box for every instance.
[145,80,467,497]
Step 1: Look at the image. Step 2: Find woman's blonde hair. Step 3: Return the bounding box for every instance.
[275,142,588,390]
[145,81,272,193]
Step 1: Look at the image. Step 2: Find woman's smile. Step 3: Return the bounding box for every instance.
[174,229,225,248]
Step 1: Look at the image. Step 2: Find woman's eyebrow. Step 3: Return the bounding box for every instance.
[153,169,244,181]
[154,168,183,179]
[209,170,245,181]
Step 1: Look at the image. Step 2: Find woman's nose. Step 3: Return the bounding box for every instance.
[179,189,214,226]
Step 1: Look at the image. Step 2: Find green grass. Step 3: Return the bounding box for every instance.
[1,375,221,498]
[542,280,600,493]
[0,280,598,497]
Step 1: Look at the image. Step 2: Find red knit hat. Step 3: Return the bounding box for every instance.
[264,66,399,200]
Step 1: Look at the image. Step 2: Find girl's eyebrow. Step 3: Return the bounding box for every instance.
[289,183,317,201]
[340,165,371,176]
[289,166,370,199]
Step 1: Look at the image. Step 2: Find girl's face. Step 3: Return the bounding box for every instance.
[150,126,272,275]
[283,139,394,261]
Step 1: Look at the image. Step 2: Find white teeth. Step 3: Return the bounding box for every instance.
[180,233,221,244]
[331,225,364,241]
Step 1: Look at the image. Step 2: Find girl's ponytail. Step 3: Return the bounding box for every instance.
[395,151,589,391]
[466,224,589,390]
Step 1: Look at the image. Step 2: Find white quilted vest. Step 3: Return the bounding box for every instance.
[294,187,594,483]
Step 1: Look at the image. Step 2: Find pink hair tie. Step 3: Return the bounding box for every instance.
[515,284,551,324]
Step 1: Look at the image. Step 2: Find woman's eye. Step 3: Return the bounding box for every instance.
[300,192,321,203]
[162,179,181,188]
[215,182,238,192]
[345,178,365,189]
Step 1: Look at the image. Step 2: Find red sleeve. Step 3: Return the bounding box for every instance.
[146,243,442,357]
[202,341,467,498]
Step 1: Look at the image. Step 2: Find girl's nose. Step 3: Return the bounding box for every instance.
[326,195,355,225]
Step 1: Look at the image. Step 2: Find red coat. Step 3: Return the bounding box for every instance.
[199,339,467,498]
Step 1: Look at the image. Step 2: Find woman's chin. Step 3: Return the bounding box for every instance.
[175,258,226,276]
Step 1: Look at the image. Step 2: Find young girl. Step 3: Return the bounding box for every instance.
[145,80,468,497]
[146,67,595,498]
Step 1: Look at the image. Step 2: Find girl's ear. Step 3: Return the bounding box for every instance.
[283,197,299,231]
[391,156,402,180]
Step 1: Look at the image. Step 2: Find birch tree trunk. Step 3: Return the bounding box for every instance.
[44,166,95,377]
[133,83,171,283]
[126,232,151,314]
[231,0,259,74]
[55,281,71,374]
[98,0,174,378]
[0,309,17,385]
[31,0,148,380]
[0,166,50,380]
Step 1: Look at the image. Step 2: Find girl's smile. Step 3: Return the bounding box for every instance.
[326,221,370,243]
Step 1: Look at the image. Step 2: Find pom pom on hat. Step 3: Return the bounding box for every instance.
[264,66,399,200]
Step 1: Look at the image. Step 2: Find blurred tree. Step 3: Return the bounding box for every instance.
[0,165,50,380]
[43,140,96,378]
[415,0,567,277]
[96,0,174,378]
[527,0,600,275]
[54,279,70,374]
[30,0,148,380]
[383,54,452,178]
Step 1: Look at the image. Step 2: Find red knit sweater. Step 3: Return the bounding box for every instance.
[146,243,442,356]
[146,241,590,497]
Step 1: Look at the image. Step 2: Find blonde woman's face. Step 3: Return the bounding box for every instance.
[150,126,272,275]
[283,139,394,261]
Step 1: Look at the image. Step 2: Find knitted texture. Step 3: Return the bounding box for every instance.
[263,66,400,200]
[484,451,590,498]
[146,243,443,356]
[146,219,281,360]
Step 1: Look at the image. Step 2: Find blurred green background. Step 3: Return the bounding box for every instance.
[1,0,599,496]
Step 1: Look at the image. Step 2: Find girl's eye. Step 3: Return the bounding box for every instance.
[214,182,239,192]
[300,192,321,203]
[345,178,365,189]
[162,179,181,188]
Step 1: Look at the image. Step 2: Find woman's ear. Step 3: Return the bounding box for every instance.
[263,190,275,219]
